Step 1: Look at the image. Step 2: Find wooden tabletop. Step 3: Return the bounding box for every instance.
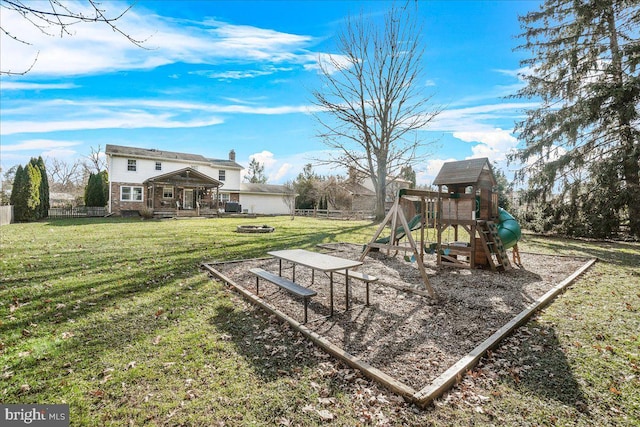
[267,249,362,272]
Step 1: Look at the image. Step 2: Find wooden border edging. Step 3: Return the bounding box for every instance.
[201,262,417,399]
[201,256,597,407]
[412,257,597,406]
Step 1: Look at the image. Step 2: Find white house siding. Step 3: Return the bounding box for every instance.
[239,193,290,215]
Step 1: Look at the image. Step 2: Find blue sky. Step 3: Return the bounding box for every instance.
[0,0,539,186]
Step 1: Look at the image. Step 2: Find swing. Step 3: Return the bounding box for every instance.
[442,197,452,256]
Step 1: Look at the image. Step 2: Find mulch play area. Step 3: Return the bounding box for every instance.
[204,243,594,404]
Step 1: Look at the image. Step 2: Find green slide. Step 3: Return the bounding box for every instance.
[375,214,423,245]
[497,207,521,249]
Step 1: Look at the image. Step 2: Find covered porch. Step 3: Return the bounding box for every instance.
[144,167,223,217]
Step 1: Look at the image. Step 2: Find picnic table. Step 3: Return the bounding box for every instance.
[267,249,363,316]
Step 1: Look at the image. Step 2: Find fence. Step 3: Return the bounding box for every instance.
[48,207,107,219]
[0,205,13,226]
[294,209,372,220]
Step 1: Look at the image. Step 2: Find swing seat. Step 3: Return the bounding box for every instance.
[404,254,416,263]
[425,242,437,254]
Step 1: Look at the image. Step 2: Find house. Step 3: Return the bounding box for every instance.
[341,167,412,211]
[105,144,290,216]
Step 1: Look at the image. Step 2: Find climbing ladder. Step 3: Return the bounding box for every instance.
[477,220,511,271]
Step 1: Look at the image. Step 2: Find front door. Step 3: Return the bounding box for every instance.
[183,189,194,209]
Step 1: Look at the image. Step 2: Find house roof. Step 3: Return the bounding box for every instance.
[144,167,223,187]
[432,158,495,187]
[240,183,289,194]
[341,182,376,197]
[105,144,243,169]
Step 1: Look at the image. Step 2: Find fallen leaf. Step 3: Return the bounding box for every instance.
[89,389,104,398]
[316,409,334,421]
[610,386,621,395]
[126,361,137,370]
[152,336,161,345]
[20,384,31,392]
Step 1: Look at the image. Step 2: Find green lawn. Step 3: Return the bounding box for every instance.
[1,217,638,426]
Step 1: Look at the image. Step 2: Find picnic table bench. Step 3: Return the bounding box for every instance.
[334,270,378,306]
[249,267,317,323]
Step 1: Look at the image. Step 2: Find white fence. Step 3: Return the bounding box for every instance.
[0,205,13,226]
[48,207,107,218]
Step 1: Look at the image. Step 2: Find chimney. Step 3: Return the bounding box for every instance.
[229,149,236,161]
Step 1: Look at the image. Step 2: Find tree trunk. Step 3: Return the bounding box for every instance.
[374,166,387,222]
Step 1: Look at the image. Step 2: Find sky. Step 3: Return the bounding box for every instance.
[0,0,540,186]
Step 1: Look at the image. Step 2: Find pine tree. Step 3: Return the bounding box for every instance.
[244,159,267,184]
[10,165,25,220]
[33,157,49,218]
[18,163,41,221]
[510,0,640,239]
[85,171,109,207]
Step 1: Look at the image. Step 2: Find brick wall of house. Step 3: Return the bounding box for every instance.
[110,182,146,215]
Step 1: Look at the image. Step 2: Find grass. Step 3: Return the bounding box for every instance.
[1,217,638,426]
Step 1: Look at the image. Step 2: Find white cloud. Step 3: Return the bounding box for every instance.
[304,53,353,74]
[1,112,223,135]
[272,163,293,182]
[0,82,79,90]
[1,97,322,135]
[249,151,278,168]
[0,3,325,77]
[430,102,537,133]
[453,128,518,162]
[0,139,82,151]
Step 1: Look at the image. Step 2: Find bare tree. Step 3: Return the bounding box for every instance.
[1,0,148,75]
[46,158,84,193]
[312,2,440,221]
[83,145,107,174]
[281,180,297,220]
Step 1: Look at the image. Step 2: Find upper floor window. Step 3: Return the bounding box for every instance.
[155,162,162,171]
[219,170,226,181]
[127,159,137,171]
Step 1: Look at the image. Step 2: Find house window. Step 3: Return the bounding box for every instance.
[127,159,137,171]
[219,170,226,181]
[163,186,174,199]
[120,186,143,201]
[155,162,162,171]
[218,193,230,203]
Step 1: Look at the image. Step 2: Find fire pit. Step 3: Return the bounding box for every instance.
[236,225,275,233]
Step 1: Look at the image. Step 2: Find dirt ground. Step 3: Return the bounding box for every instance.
[209,243,589,390]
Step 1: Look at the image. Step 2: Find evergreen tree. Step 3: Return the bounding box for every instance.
[10,165,25,219]
[400,166,417,189]
[510,0,640,239]
[244,159,268,184]
[17,163,41,221]
[33,157,49,218]
[493,163,512,212]
[84,171,109,207]
[99,170,109,205]
[294,164,319,209]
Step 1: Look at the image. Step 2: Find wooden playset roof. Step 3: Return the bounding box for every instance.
[432,157,496,187]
